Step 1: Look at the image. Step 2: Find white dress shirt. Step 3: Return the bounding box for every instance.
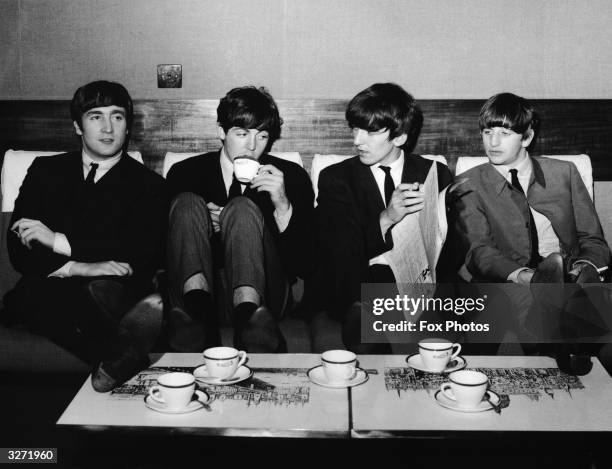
[369,151,405,266]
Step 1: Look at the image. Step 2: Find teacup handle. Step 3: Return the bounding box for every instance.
[237,350,247,368]
[194,389,211,404]
[440,383,456,401]
[348,363,358,380]
[148,386,165,404]
[450,343,462,360]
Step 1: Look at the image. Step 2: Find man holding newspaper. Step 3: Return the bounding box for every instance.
[315,83,453,352]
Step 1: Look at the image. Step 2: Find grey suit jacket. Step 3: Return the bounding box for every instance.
[453,156,610,281]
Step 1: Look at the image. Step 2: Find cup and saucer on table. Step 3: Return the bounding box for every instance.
[193,346,253,385]
[434,369,502,413]
[144,372,212,414]
[406,338,467,374]
[308,350,369,388]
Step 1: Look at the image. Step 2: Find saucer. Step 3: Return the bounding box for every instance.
[144,390,209,414]
[406,354,467,374]
[307,365,369,388]
[434,389,501,413]
[193,364,253,385]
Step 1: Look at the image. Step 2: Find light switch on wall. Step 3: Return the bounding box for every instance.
[157,64,182,88]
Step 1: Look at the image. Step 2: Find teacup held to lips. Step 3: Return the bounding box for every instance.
[148,372,209,411]
[233,156,261,183]
[321,350,357,384]
[203,346,248,380]
[418,338,461,372]
[440,370,489,408]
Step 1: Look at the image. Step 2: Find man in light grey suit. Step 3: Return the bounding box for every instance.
[453,92,611,372]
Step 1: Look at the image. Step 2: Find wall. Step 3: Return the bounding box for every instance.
[1,0,612,100]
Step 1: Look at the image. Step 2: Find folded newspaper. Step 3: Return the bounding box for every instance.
[386,162,447,297]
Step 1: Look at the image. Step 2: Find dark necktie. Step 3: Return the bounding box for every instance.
[379,166,395,206]
[509,169,541,267]
[228,174,243,199]
[84,163,99,188]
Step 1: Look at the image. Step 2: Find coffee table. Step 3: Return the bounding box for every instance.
[57,353,350,438]
[351,355,612,437]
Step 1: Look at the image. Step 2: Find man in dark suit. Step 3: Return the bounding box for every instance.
[315,83,453,352]
[166,86,314,353]
[5,81,167,391]
[453,93,611,369]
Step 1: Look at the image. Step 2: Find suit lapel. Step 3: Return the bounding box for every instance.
[354,159,385,216]
[528,157,547,195]
[401,154,432,185]
[210,151,230,203]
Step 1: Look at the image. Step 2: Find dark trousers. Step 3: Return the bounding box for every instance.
[167,193,288,346]
[5,275,140,365]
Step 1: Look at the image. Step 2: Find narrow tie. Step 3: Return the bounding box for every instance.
[228,174,243,199]
[84,162,99,188]
[379,166,395,206]
[509,169,541,267]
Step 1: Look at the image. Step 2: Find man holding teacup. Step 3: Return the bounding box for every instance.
[166,86,315,353]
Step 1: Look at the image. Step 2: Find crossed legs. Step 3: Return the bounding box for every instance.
[167,193,287,352]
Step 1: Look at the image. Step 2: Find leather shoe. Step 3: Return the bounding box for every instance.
[91,294,163,392]
[167,307,208,352]
[237,305,286,352]
[91,353,150,393]
[555,344,593,376]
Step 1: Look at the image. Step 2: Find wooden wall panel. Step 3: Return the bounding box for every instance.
[2,99,612,179]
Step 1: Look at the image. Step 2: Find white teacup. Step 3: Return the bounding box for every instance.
[148,372,208,410]
[321,350,357,384]
[440,370,489,408]
[418,338,461,372]
[233,156,261,183]
[203,346,247,380]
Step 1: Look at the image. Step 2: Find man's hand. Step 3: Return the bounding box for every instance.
[250,164,290,215]
[69,261,134,277]
[206,202,223,233]
[569,262,601,284]
[11,218,55,250]
[517,269,535,285]
[380,183,424,234]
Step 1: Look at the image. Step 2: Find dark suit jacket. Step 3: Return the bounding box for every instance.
[453,156,611,281]
[166,150,315,279]
[316,154,453,311]
[8,151,167,284]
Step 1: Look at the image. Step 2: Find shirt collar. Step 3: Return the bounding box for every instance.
[373,150,404,172]
[491,151,532,180]
[82,149,122,173]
